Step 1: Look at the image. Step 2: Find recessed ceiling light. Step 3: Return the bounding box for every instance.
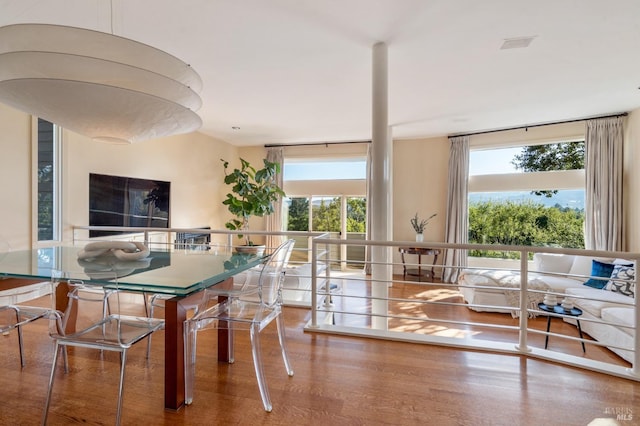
[500,36,536,50]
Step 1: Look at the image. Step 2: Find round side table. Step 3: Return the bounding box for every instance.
[538,302,586,352]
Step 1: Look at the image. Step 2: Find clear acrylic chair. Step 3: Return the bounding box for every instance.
[204,238,294,301]
[144,240,220,358]
[0,237,51,367]
[0,286,51,367]
[42,273,164,426]
[145,291,170,358]
[184,239,295,412]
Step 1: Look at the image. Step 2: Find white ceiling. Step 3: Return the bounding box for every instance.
[2,0,640,146]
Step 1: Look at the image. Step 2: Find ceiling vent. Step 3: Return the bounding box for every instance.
[500,36,536,50]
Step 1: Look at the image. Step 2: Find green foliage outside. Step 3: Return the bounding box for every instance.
[287,198,309,231]
[287,196,366,233]
[346,198,366,232]
[468,200,584,259]
[313,198,341,232]
[38,164,54,240]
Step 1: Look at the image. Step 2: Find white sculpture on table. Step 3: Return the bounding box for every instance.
[77,241,151,279]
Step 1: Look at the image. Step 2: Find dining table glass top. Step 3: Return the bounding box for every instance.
[0,245,264,296]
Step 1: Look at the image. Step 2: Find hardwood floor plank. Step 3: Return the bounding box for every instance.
[1,290,638,425]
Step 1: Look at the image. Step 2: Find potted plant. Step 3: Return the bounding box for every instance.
[221,157,285,254]
[410,212,437,242]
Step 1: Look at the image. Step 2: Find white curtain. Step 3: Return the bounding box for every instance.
[442,136,470,283]
[584,117,624,251]
[266,147,285,250]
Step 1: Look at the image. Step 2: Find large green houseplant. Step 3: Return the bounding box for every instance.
[221,158,285,248]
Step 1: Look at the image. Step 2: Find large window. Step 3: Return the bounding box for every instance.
[37,118,60,242]
[468,141,585,258]
[282,153,367,268]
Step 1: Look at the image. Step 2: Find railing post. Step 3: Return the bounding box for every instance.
[309,237,318,328]
[517,249,531,353]
[634,265,640,375]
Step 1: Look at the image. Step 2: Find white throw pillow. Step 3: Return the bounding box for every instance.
[533,253,575,274]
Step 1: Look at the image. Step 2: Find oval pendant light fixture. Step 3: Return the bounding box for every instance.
[0,23,202,143]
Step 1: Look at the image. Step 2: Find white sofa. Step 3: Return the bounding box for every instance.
[458,253,636,363]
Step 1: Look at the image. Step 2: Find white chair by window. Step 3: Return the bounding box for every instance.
[42,273,164,426]
[184,239,295,412]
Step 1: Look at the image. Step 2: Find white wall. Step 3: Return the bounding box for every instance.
[0,104,239,249]
[0,104,33,249]
[393,136,449,243]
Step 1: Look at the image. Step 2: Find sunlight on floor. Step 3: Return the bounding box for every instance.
[390,321,482,338]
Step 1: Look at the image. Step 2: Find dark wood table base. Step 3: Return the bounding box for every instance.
[164,277,234,411]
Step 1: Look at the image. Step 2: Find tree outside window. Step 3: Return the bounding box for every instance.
[469,141,585,258]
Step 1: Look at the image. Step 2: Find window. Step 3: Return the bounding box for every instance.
[284,158,366,180]
[468,141,585,257]
[36,118,60,242]
[282,153,367,268]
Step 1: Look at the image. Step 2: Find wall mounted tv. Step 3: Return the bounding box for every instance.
[89,173,170,238]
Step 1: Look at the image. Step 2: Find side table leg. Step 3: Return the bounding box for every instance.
[576,320,586,353]
[544,316,551,349]
[432,253,438,280]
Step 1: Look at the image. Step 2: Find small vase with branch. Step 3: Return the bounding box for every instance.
[410,212,436,242]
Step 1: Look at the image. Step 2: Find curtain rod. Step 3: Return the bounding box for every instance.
[264,140,371,148]
[449,112,628,138]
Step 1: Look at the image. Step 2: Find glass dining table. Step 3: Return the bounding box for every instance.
[0,245,264,410]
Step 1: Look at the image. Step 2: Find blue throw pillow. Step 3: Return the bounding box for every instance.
[583,259,615,289]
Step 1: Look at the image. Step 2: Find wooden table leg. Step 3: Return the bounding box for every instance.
[216,294,233,362]
[163,277,234,411]
[54,281,76,334]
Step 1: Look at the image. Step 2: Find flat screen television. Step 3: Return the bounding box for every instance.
[89,173,170,237]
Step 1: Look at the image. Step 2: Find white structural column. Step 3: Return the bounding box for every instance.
[370,42,392,330]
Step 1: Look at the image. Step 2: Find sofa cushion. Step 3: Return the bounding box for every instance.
[565,286,633,318]
[600,307,635,337]
[283,263,313,290]
[533,253,575,274]
[583,259,615,289]
[533,274,584,292]
[606,264,635,298]
[568,256,611,279]
[458,271,506,294]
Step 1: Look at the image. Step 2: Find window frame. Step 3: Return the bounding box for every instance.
[31,117,62,246]
[467,138,586,253]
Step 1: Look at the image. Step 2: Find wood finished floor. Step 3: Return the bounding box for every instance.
[1,280,639,426]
